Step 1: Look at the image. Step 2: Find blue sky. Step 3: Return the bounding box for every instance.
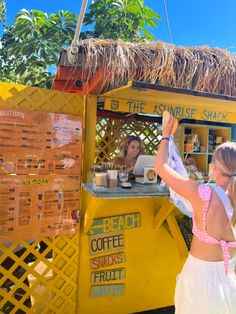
[3,0,236,52]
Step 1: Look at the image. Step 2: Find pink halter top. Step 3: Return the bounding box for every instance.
[192,184,236,275]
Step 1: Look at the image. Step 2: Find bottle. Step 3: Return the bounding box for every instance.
[194,135,200,152]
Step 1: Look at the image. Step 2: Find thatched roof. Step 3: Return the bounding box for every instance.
[56,39,236,96]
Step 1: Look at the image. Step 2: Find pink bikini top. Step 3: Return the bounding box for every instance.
[192,184,236,275]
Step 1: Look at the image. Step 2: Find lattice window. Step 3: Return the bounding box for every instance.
[95,116,160,163]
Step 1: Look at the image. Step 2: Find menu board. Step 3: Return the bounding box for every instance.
[0,109,82,175]
[0,109,82,242]
[0,175,80,242]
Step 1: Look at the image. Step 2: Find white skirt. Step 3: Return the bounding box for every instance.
[174,254,236,314]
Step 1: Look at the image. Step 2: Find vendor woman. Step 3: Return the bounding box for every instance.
[114,135,144,180]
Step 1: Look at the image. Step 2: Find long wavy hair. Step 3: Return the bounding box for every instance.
[212,141,236,226]
[120,135,144,159]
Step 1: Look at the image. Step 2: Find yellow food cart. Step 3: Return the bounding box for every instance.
[76,79,235,313]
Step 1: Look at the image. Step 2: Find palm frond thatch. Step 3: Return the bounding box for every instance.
[70,39,236,96]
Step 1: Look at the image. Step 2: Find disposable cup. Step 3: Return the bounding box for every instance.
[107,170,118,179]
[95,172,107,187]
[107,170,118,188]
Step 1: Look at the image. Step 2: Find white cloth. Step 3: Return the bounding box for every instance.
[174,254,236,314]
[166,135,193,217]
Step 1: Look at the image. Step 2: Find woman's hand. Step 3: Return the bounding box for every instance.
[162,111,178,138]
[162,115,178,138]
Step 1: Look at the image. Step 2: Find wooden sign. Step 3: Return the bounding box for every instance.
[87,213,141,236]
[91,267,125,284]
[90,284,125,297]
[104,98,236,124]
[90,252,126,270]
[89,231,124,256]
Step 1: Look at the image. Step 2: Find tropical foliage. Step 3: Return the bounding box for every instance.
[81,0,160,41]
[0,9,77,87]
[0,0,6,23]
[0,0,160,88]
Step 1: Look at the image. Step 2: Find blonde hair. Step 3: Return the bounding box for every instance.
[212,141,236,225]
[120,135,144,159]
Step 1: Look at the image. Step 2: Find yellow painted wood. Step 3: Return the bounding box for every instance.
[103,83,236,123]
[82,94,97,181]
[153,199,175,229]
[153,200,188,259]
[78,190,185,314]
[83,197,102,234]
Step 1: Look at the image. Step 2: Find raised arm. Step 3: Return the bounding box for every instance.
[155,115,200,204]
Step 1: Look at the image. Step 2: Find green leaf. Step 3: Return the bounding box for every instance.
[20,9,30,15]
[17,15,33,23]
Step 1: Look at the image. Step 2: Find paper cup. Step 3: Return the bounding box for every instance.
[107,170,118,188]
[95,172,107,187]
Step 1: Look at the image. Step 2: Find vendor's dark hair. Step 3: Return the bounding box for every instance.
[120,135,144,158]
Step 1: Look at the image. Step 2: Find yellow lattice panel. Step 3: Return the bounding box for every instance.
[95,116,160,163]
[0,234,79,313]
[0,82,83,115]
[0,82,83,314]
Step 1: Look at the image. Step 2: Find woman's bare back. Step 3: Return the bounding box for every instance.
[190,189,236,261]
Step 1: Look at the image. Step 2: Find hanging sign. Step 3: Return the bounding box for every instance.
[0,175,80,242]
[0,108,82,175]
[104,98,236,123]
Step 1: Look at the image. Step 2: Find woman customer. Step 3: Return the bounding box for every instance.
[114,135,144,180]
[155,114,236,314]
